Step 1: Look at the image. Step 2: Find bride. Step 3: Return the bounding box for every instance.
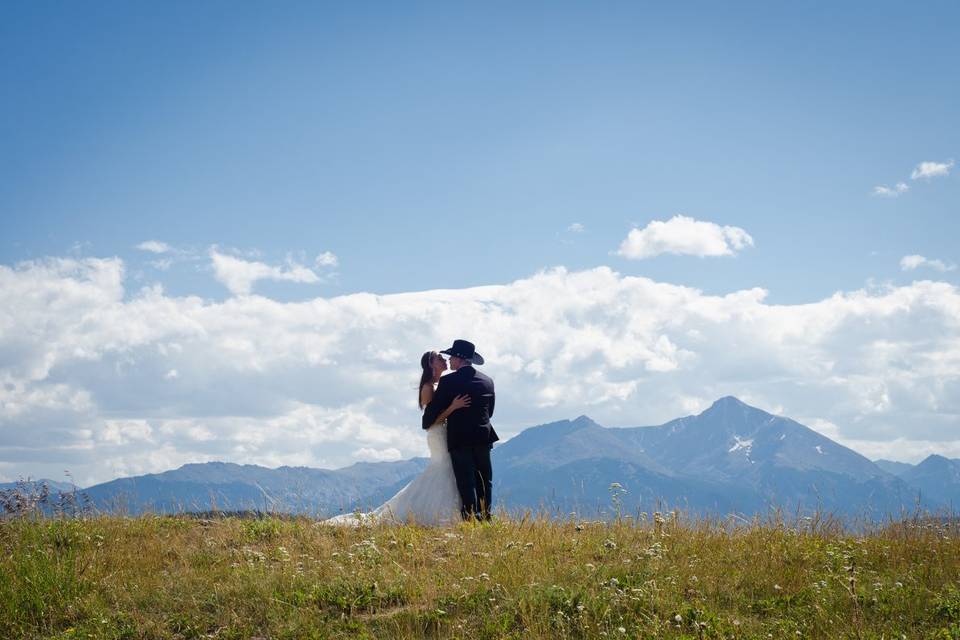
[324,351,470,525]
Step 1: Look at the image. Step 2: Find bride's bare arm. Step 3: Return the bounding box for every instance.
[420,383,434,410]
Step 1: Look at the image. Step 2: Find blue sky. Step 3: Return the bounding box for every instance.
[3,1,957,301]
[1,2,959,484]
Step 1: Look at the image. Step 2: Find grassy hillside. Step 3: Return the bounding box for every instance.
[2,512,959,639]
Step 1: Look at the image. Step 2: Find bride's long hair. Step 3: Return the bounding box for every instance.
[418,351,437,409]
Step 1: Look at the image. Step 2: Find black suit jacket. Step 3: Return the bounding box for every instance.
[422,365,499,451]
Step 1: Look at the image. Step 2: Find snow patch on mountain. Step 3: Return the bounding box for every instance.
[729,436,754,463]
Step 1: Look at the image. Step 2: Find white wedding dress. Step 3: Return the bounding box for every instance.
[324,422,461,526]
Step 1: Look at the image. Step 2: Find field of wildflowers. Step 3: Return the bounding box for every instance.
[2,506,960,639]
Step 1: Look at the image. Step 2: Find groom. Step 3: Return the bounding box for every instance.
[422,339,498,521]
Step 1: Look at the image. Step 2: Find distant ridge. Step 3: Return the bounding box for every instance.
[22,397,960,519]
[874,459,915,476]
[897,455,960,506]
[0,478,79,493]
[494,396,923,517]
[80,458,429,516]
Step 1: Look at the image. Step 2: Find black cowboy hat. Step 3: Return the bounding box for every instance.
[439,339,484,365]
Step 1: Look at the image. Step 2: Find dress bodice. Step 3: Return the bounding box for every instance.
[425,422,449,458]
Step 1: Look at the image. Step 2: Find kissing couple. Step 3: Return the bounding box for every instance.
[326,339,498,525]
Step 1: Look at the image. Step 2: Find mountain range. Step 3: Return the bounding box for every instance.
[73,459,430,516]
[495,397,943,517]
[0,479,79,494]
[10,397,959,518]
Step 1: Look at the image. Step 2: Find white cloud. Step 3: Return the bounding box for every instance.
[150,258,173,271]
[900,254,956,273]
[567,223,585,233]
[911,159,954,181]
[871,158,954,199]
[209,248,321,295]
[872,183,909,198]
[136,240,173,254]
[100,420,154,445]
[354,447,403,462]
[616,215,753,259]
[0,381,93,419]
[1,254,960,484]
[315,251,339,268]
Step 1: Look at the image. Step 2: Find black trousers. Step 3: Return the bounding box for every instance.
[449,444,493,520]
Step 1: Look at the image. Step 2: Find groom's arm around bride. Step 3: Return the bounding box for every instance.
[420,361,498,449]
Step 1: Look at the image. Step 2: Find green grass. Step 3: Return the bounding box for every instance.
[1,512,959,639]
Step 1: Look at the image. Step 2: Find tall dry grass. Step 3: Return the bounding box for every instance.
[2,507,959,639]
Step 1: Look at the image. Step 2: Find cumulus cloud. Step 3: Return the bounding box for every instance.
[1,254,959,485]
[911,159,954,181]
[136,240,173,254]
[354,447,403,462]
[900,254,957,273]
[617,215,753,259]
[100,420,154,445]
[872,183,909,198]
[209,248,321,295]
